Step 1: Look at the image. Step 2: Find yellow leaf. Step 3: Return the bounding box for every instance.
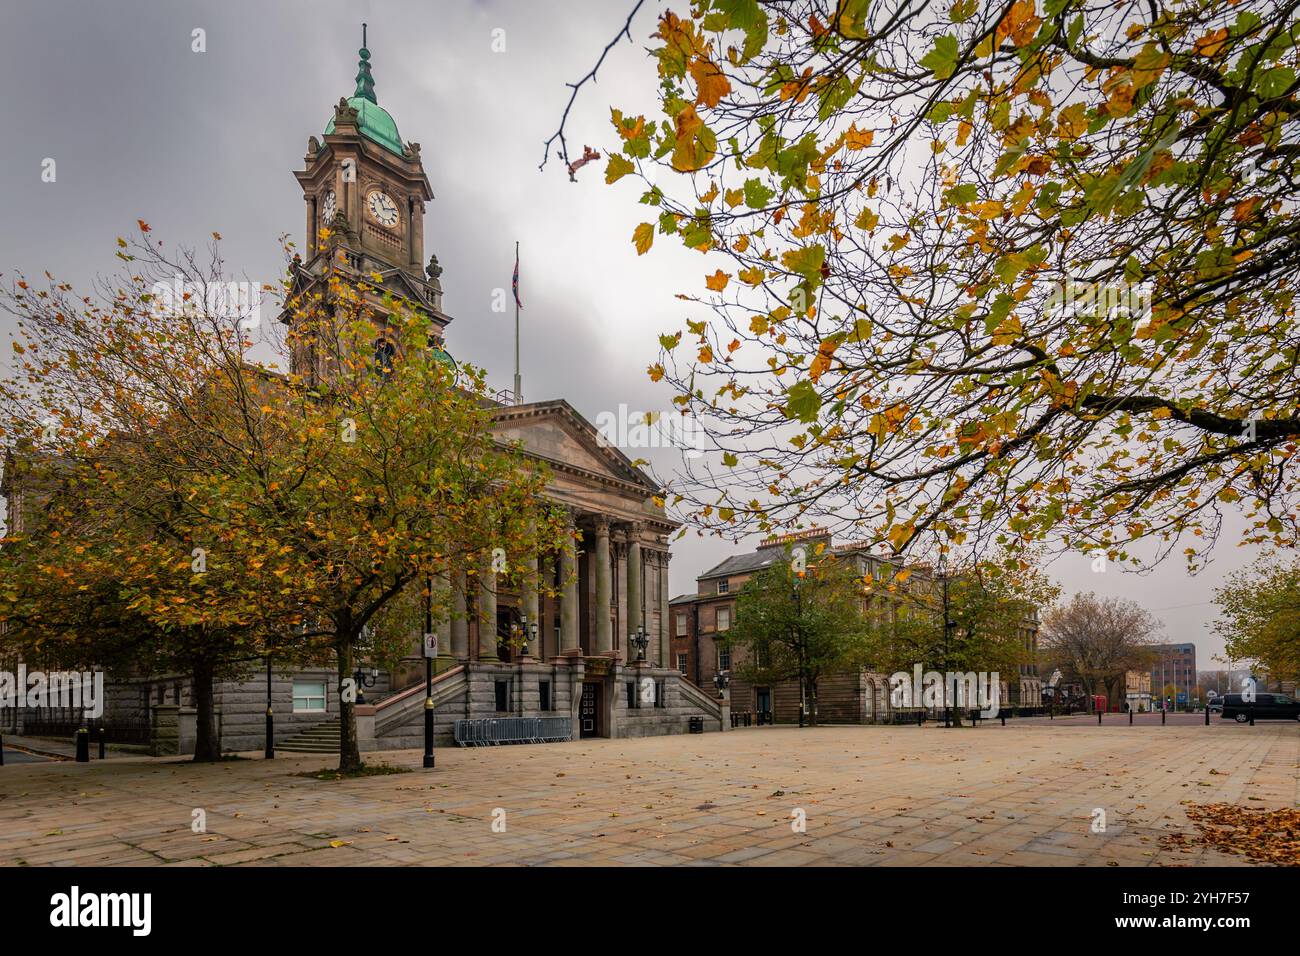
[705,270,730,291]
[844,124,874,150]
[689,57,731,109]
[632,223,654,255]
[1193,27,1228,57]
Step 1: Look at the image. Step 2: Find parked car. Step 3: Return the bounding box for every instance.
[1208,697,1224,714]
[1219,693,1300,722]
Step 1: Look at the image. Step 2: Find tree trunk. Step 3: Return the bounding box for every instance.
[191,657,220,762]
[336,638,362,772]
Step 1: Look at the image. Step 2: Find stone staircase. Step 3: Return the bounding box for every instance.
[277,718,341,754]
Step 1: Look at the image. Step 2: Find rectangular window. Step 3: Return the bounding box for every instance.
[539,680,552,712]
[677,653,689,674]
[494,680,509,712]
[716,606,731,631]
[293,680,326,713]
[718,647,731,671]
[675,611,687,634]
[717,580,730,594]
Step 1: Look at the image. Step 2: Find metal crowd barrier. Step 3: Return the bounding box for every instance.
[453,716,573,746]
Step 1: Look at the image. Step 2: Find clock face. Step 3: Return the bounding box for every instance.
[320,189,336,225]
[366,190,400,228]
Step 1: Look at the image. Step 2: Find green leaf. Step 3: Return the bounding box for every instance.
[920,34,960,81]
[743,177,775,209]
[605,154,635,184]
[784,380,822,423]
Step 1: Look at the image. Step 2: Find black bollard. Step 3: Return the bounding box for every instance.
[1001,713,1006,727]
[75,728,90,763]
[1098,710,1103,725]
[98,722,106,760]
[1161,708,1166,725]
[0,731,4,766]
[1249,706,1255,726]
[1129,709,1134,725]
[1204,708,1210,726]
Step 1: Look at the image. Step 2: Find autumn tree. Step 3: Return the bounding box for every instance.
[571,0,1300,567]
[1,230,569,770]
[1214,557,1300,682]
[1039,591,1159,705]
[724,547,872,725]
[861,547,1057,722]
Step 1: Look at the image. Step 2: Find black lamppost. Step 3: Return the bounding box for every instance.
[630,625,649,663]
[264,655,274,759]
[423,576,435,769]
[793,574,805,728]
[713,671,730,694]
[352,667,379,704]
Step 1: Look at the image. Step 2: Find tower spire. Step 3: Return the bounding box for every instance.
[354,23,377,104]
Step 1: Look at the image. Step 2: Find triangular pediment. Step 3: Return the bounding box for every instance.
[491,400,659,493]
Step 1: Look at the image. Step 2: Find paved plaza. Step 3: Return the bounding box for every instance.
[0,719,1295,866]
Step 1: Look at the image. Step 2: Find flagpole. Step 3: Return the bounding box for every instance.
[513,240,522,404]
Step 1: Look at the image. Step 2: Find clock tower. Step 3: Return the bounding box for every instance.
[283,26,453,380]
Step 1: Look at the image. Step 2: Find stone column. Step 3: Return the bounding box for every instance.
[450,567,469,659]
[434,571,454,669]
[560,513,580,652]
[477,554,498,661]
[658,550,671,667]
[521,546,540,659]
[626,525,642,659]
[594,516,612,654]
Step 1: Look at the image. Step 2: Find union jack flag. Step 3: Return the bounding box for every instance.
[512,246,523,310]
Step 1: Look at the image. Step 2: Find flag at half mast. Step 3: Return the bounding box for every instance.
[512,241,522,404]
[512,244,523,310]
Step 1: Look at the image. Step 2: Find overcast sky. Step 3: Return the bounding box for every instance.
[0,0,1265,670]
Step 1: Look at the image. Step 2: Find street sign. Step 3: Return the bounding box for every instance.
[422,633,438,659]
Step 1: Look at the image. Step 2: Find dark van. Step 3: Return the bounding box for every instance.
[1219,693,1300,722]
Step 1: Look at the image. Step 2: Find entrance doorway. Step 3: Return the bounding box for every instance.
[756,687,772,725]
[496,608,518,662]
[579,681,603,738]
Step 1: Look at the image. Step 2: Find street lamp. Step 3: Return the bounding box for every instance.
[713,671,730,694]
[630,624,649,663]
[423,577,435,769]
[792,573,805,728]
[264,655,275,759]
[352,667,379,704]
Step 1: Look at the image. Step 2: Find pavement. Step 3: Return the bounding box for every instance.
[0,719,1295,867]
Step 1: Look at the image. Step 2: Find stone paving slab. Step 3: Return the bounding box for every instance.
[0,721,1295,866]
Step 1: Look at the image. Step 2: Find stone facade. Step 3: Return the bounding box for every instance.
[672,528,1043,723]
[88,33,722,756]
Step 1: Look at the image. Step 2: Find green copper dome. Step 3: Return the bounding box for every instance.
[323,29,405,158]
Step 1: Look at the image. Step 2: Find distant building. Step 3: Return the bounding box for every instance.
[1124,670,1152,712]
[670,529,1043,723]
[1150,643,1198,709]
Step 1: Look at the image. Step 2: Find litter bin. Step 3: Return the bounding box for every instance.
[688,716,704,734]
